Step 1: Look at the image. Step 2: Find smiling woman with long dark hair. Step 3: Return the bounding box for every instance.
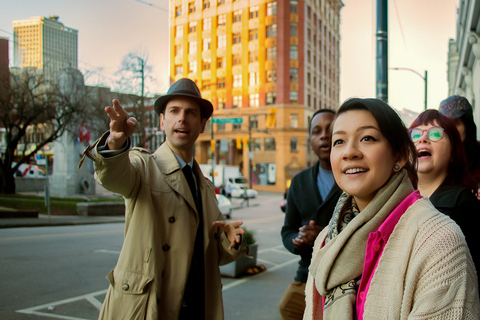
[303,98,479,319]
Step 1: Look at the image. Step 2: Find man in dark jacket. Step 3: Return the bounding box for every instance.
[279,109,342,319]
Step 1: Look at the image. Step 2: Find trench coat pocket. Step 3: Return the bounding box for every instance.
[102,269,154,320]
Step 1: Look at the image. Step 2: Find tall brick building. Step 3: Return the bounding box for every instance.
[169,0,343,192]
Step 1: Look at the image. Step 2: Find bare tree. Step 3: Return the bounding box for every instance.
[0,67,87,194]
[114,51,155,147]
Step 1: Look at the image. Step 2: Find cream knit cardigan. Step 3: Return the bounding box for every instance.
[304,198,480,319]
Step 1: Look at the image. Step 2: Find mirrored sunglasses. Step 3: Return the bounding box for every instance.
[409,127,444,142]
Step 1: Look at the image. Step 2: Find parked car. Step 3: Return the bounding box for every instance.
[216,194,233,219]
[13,163,46,178]
[230,186,258,199]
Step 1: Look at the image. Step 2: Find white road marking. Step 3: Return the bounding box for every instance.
[16,289,107,319]
[94,249,121,255]
[17,244,296,318]
[222,257,298,291]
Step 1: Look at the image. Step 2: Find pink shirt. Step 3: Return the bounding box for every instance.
[356,190,422,319]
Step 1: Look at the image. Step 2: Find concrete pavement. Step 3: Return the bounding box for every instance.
[0,192,261,229]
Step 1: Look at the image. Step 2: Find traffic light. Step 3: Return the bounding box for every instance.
[266,107,277,128]
[243,137,249,149]
[236,137,242,150]
[210,140,215,153]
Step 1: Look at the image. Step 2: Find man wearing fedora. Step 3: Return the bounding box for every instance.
[79,78,246,320]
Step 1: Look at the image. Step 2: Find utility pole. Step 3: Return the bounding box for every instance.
[376,0,388,102]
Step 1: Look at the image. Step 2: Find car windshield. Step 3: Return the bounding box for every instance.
[234,177,247,184]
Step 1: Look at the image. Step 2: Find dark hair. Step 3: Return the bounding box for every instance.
[309,109,335,134]
[409,110,476,192]
[459,112,480,176]
[335,98,418,188]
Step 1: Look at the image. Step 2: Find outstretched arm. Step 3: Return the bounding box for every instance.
[104,99,138,150]
[212,220,245,250]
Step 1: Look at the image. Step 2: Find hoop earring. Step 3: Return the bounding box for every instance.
[394,164,400,171]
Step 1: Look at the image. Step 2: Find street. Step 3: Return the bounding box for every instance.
[0,192,299,320]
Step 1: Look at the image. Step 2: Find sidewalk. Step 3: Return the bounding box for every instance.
[0,192,260,229]
[0,212,126,228]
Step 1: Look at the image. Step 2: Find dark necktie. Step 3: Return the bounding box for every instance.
[182,165,197,201]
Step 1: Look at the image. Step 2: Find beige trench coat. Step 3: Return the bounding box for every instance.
[81,133,245,320]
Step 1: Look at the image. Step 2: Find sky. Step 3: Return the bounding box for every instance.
[0,0,459,115]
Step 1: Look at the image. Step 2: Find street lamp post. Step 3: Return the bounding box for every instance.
[390,67,428,110]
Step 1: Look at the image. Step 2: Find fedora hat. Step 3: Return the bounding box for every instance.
[154,78,213,119]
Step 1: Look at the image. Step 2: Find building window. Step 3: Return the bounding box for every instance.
[217,35,226,48]
[233,95,242,108]
[266,24,277,38]
[217,123,225,131]
[290,91,298,102]
[233,54,242,65]
[203,59,211,70]
[203,18,211,30]
[175,65,183,75]
[266,1,277,16]
[290,114,298,128]
[175,5,183,16]
[218,14,226,26]
[249,50,258,62]
[253,138,262,151]
[188,2,196,13]
[290,46,298,59]
[249,93,259,107]
[250,116,258,129]
[233,74,242,88]
[188,21,197,33]
[217,56,224,68]
[266,92,276,105]
[290,68,298,81]
[218,0,225,5]
[249,6,259,19]
[203,38,211,51]
[217,97,225,109]
[249,29,258,41]
[266,47,277,60]
[290,23,298,36]
[233,32,242,44]
[265,137,276,150]
[233,123,242,130]
[189,41,197,54]
[217,77,226,88]
[290,0,297,13]
[189,61,197,73]
[290,137,298,151]
[175,44,183,56]
[203,0,211,9]
[233,10,242,22]
[249,72,259,86]
[202,79,210,90]
[266,70,276,82]
[176,25,183,37]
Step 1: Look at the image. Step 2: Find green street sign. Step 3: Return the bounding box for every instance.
[212,118,243,124]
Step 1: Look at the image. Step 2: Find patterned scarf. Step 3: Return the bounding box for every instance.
[309,170,414,319]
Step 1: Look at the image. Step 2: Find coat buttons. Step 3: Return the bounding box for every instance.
[168,216,175,223]
[162,244,170,251]
[121,283,129,291]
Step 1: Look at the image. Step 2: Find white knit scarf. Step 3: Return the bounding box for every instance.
[308,170,414,319]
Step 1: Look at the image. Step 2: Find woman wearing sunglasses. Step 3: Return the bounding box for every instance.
[304,99,479,320]
[409,110,480,273]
